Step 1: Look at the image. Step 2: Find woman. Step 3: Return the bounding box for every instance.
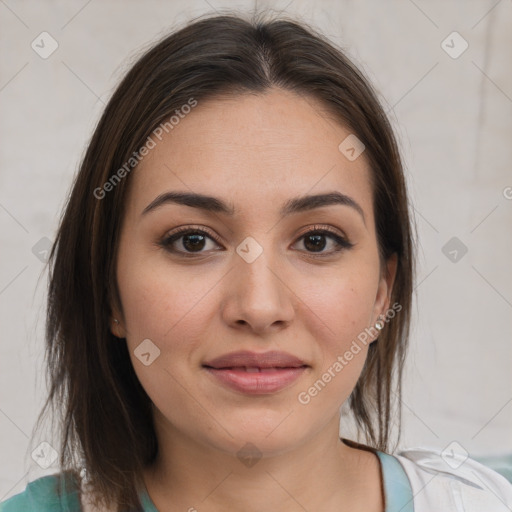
[1,11,511,512]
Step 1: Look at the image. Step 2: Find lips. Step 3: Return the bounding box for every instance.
[203,350,307,370]
[203,350,309,395]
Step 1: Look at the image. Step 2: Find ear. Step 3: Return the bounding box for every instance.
[109,306,127,339]
[373,252,398,324]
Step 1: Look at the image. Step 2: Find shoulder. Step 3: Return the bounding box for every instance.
[0,471,81,512]
[393,446,512,512]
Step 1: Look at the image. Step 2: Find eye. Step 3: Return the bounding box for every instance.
[159,226,222,257]
[159,225,354,257]
[292,225,354,256]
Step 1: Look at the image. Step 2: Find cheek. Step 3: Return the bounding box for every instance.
[294,263,379,405]
[116,256,217,421]
[116,248,220,362]
[300,264,378,350]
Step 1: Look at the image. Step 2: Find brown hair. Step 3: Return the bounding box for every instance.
[37,10,415,511]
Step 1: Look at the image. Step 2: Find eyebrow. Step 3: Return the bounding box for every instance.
[141,191,365,223]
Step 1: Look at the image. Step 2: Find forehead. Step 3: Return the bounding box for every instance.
[124,88,373,222]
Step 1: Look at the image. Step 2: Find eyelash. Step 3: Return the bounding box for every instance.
[158,224,354,258]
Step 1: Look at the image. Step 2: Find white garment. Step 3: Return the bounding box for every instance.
[395,447,512,511]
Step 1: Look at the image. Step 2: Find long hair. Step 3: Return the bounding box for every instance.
[37,10,415,511]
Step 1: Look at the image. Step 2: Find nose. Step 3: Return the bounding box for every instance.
[221,247,295,335]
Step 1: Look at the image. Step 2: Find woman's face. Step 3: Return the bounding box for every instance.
[112,88,396,457]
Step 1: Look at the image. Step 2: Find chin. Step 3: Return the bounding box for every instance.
[205,409,308,458]
[213,432,302,462]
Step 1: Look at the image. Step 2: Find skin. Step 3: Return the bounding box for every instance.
[110,87,397,512]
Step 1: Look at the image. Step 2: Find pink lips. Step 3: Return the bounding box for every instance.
[203,350,308,395]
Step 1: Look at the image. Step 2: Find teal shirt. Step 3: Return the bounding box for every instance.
[0,451,413,511]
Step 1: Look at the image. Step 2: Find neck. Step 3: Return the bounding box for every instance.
[142,413,384,512]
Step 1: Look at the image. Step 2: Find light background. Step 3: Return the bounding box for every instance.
[1,0,511,500]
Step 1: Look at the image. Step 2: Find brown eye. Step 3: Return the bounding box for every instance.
[159,225,353,258]
[294,228,354,255]
[160,228,222,256]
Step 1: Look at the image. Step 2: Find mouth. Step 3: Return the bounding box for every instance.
[202,350,309,395]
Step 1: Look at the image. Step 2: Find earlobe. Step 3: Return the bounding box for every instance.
[109,299,126,338]
[110,317,125,338]
[375,317,385,331]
